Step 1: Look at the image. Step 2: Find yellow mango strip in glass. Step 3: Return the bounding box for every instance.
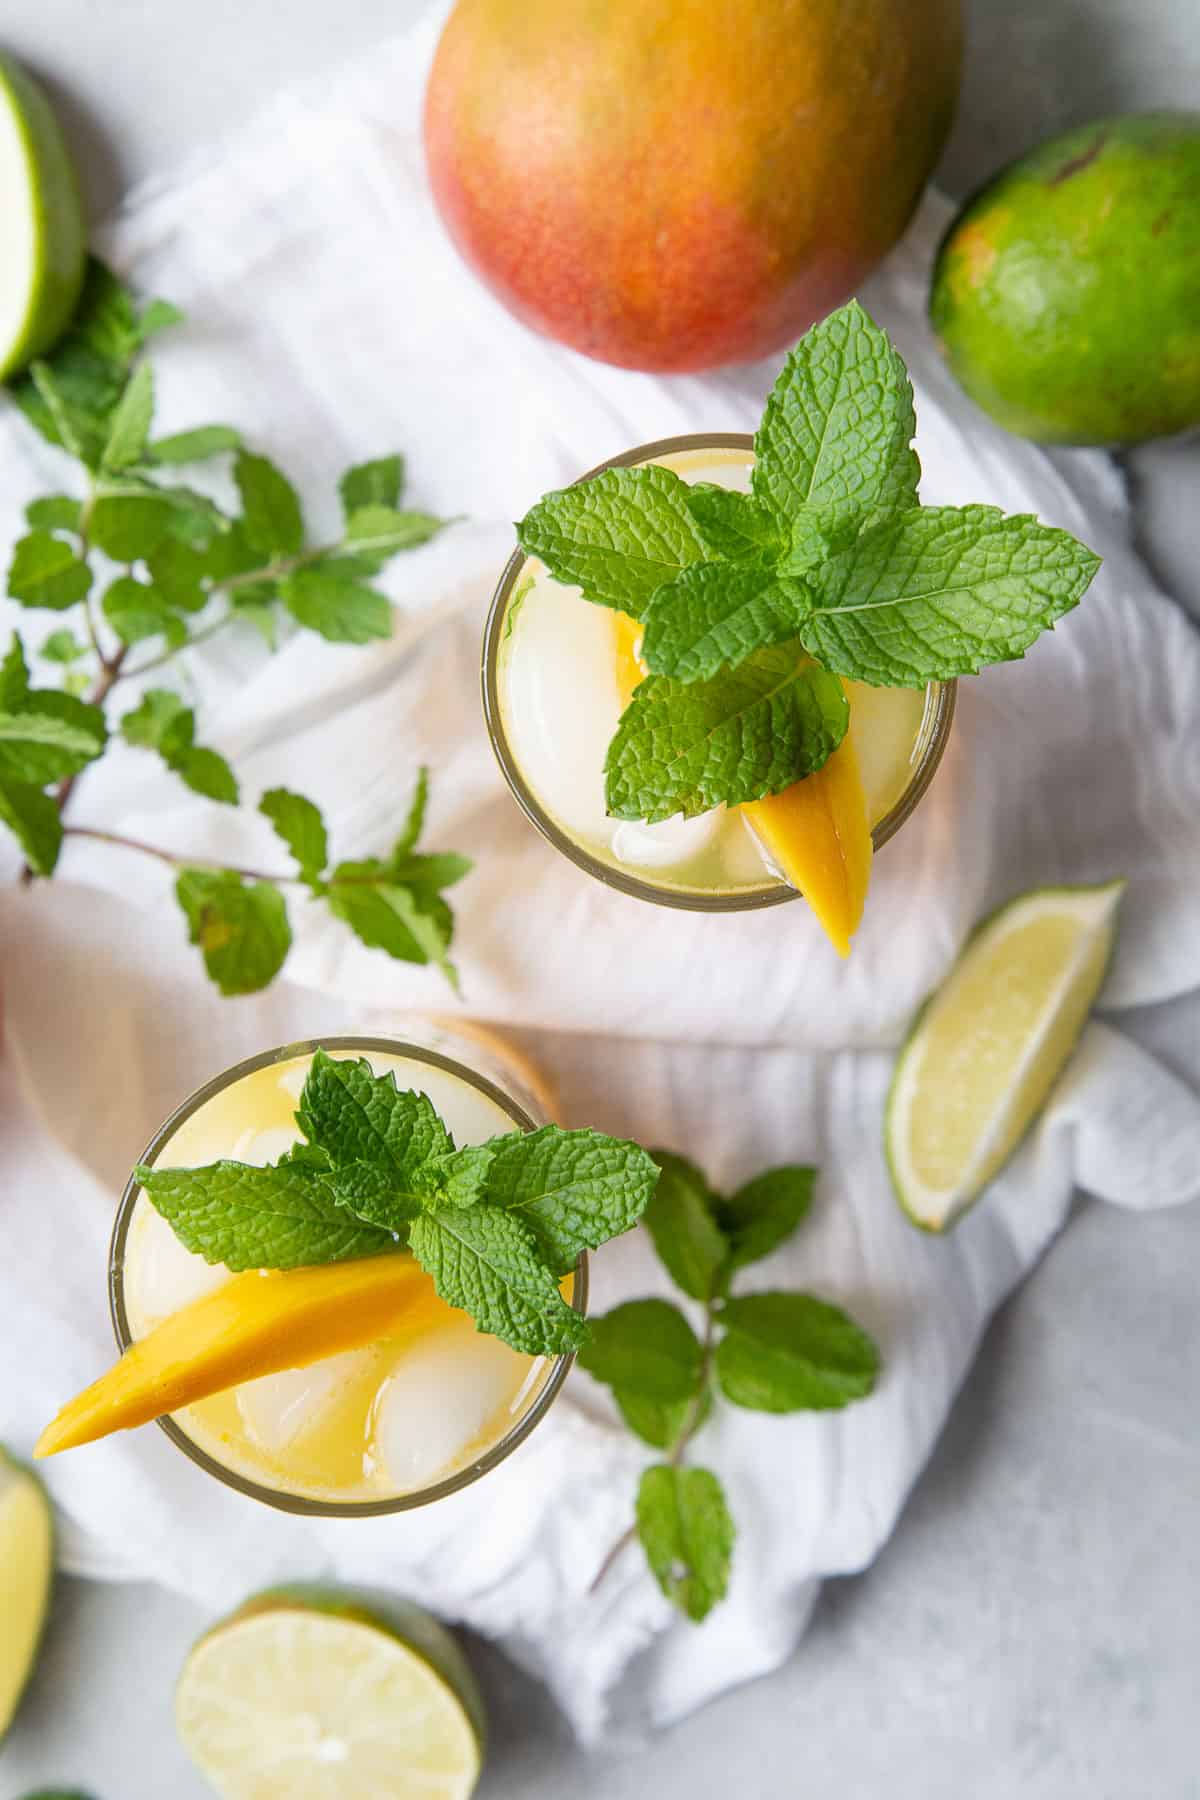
[35,1255,438,1457]
[740,705,872,959]
[612,611,644,709]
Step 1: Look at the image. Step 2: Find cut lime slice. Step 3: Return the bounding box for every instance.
[887,880,1124,1232]
[176,1584,485,1799]
[0,55,86,379]
[0,1445,55,1740]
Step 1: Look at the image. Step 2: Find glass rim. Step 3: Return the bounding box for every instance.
[482,431,956,913]
[109,1034,587,1519]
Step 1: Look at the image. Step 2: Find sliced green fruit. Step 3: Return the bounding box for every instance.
[176,1583,485,1799]
[0,55,86,379]
[887,880,1124,1231]
[0,1444,55,1740]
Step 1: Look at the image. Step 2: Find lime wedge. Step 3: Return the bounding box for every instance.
[0,55,86,379]
[176,1584,485,1799]
[887,880,1124,1231]
[0,1445,54,1740]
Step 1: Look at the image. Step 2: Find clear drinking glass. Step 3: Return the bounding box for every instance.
[109,1030,586,1518]
[482,431,955,912]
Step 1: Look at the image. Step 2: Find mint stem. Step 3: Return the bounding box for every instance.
[62,824,298,886]
[588,1294,720,1597]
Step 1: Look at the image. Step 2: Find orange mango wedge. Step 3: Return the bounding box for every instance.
[612,611,645,710]
[740,713,872,958]
[35,1255,435,1458]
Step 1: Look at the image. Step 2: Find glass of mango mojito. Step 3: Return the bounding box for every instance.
[483,301,1099,957]
[35,1028,668,1517]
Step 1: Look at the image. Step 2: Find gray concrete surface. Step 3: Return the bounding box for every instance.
[2,3,1198,1796]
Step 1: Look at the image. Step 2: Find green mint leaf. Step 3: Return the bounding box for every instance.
[804,505,1103,685]
[613,1386,711,1451]
[136,297,185,341]
[326,862,460,991]
[715,1291,879,1412]
[640,562,812,684]
[7,532,92,611]
[391,764,428,859]
[16,357,108,466]
[119,687,189,751]
[432,1141,497,1208]
[234,450,304,557]
[481,1126,660,1274]
[0,779,63,876]
[260,788,328,887]
[154,484,227,550]
[175,870,292,996]
[576,1298,702,1402]
[173,745,239,805]
[71,261,143,366]
[147,424,242,464]
[0,709,105,783]
[605,649,848,821]
[101,576,186,649]
[135,1158,395,1271]
[344,505,445,558]
[636,1464,734,1623]
[340,455,405,515]
[145,539,209,613]
[409,1204,586,1357]
[516,464,716,620]
[200,520,260,583]
[296,1049,452,1188]
[25,496,83,534]
[774,510,836,579]
[643,1151,728,1301]
[388,850,473,892]
[101,362,155,471]
[282,569,392,643]
[717,1165,814,1273]
[88,493,173,561]
[0,635,29,708]
[752,300,914,544]
[39,628,87,664]
[503,571,534,641]
[683,483,782,561]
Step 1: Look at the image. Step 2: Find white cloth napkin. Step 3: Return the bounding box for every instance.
[2,2,1199,1743]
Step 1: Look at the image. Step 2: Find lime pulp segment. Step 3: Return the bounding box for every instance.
[0,1446,54,1739]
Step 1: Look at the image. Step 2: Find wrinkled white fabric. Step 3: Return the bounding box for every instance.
[1,2,1198,1743]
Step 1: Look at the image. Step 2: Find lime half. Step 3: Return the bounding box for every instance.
[0,55,86,379]
[176,1584,485,1799]
[0,1445,54,1740]
[887,880,1124,1231]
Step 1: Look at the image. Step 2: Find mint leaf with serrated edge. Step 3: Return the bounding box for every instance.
[8,532,91,610]
[174,870,291,996]
[135,1159,396,1270]
[0,780,62,875]
[147,424,241,464]
[718,1165,814,1274]
[0,635,29,708]
[640,562,812,685]
[296,1050,451,1188]
[260,788,328,887]
[803,505,1102,685]
[614,1386,712,1452]
[235,450,304,556]
[683,483,782,562]
[752,299,914,544]
[282,568,391,643]
[409,1204,586,1357]
[102,576,186,649]
[25,496,82,534]
[605,649,848,822]
[344,506,446,558]
[576,1299,702,1401]
[715,1292,879,1412]
[89,493,173,561]
[636,1464,734,1623]
[340,454,405,515]
[643,1151,728,1301]
[101,362,155,471]
[517,464,716,619]
[0,710,105,784]
[392,764,428,858]
[326,863,460,990]
[121,690,238,805]
[482,1126,659,1274]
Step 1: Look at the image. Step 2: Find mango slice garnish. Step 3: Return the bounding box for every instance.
[35,1254,436,1458]
[740,712,872,958]
[610,616,872,954]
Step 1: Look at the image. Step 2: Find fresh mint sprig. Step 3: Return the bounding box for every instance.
[137,1048,660,1359]
[0,261,469,997]
[582,1150,878,1624]
[515,299,1101,823]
